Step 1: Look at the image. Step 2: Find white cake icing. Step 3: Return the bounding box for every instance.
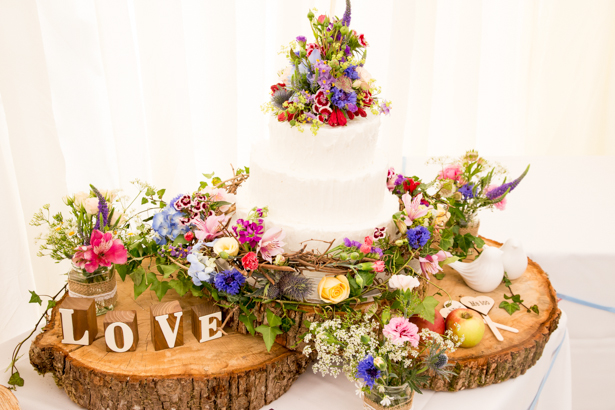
[235,113,398,253]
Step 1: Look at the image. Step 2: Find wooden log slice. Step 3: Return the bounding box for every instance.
[423,238,561,391]
[223,274,430,352]
[29,278,309,410]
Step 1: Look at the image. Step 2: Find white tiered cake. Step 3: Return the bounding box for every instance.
[235,113,398,253]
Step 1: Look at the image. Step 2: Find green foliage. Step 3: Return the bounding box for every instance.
[255,309,284,352]
[239,312,257,336]
[28,291,42,305]
[8,370,24,387]
[414,296,439,324]
[499,300,520,315]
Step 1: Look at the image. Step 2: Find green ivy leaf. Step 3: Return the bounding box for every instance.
[499,300,520,315]
[156,189,166,199]
[266,309,282,328]
[157,264,178,278]
[502,275,512,287]
[239,312,257,336]
[434,273,445,280]
[28,290,42,305]
[141,197,148,205]
[130,267,149,298]
[168,279,191,297]
[281,317,295,333]
[255,324,283,352]
[202,172,215,179]
[46,300,57,310]
[8,371,24,387]
[529,304,540,314]
[439,229,454,251]
[147,272,171,301]
[190,285,204,297]
[145,187,156,197]
[415,296,439,324]
[115,264,129,281]
[511,294,523,304]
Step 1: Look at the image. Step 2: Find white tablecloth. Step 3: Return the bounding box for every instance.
[0,312,569,410]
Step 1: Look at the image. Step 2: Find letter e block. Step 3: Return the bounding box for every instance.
[150,300,184,351]
[104,310,139,352]
[191,303,223,343]
[59,297,98,345]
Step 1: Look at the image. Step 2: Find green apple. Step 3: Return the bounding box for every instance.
[445,308,485,348]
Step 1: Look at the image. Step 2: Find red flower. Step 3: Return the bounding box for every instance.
[328,111,338,127]
[356,107,367,117]
[347,110,355,120]
[362,91,374,107]
[314,89,329,107]
[329,108,347,127]
[307,43,319,57]
[270,83,285,95]
[277,112,287,122]
[184,231,195,242]
[287,112,295,121]
[336,109,347,126]
[358,33,369,47]
[241,252,259,271]
[319,106,332,118]
[403,178,421,194]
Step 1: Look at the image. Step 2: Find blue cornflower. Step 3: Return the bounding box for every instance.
[356,355,381,388]
[406,226,431,249]
[152,206,189,245]
[330,87,357,109]
[458,184,475,200]
[214,268,246,295]
[344,65,359,80]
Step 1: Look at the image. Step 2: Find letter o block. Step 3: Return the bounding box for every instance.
[104,310,139,352]
[150,300,184,351]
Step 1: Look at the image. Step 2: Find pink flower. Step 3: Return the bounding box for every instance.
[485,185,507,210]
[357,33,369,47]
[202,187,235,212]
[401,193,432,224]
[373,261,385,272]
[241,252,259,271]
[383,317,419,347]
[317,14,327,24]
[193,213,228,242]
[258,227,286,263]
[374,226,386,239]
[419,250,452,278]
[72,230,127,273]
[438,164,462,181]
[386,168,397,191]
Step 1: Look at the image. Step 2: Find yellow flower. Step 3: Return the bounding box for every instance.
[68,231,75,236]
[318,275,350,304]
[213,237,239,257]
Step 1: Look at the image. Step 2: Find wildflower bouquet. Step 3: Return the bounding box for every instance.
[31,185,131,282]
[304,274,460,408]
[262,0,391,134]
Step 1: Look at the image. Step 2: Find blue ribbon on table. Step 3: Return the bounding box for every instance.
[557,293,615,314]
[528,329,568,410]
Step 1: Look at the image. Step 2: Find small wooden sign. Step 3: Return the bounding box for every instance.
[104,310,139,352]
[150,300,184,351]
[191,303,223,343]
[59,297,98,345]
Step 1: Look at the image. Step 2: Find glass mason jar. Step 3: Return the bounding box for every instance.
[459,212,480,237]
[363,383,414,410]
[68,262,118,315]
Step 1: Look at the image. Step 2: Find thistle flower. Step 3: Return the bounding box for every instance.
[271,88,294,110]
[434,353,448,369]
[485,165,530,200]
[278,272,312,301]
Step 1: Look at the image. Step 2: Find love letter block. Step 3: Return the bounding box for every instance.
[59,297,98,345]
[150,300,184,351]
[104,310,139,353]
[191,303,223,343]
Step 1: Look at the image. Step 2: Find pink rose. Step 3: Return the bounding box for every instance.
[364,236,373,246]
[383,317,419,347]
[438,164,462,181]
[373,261,385,273]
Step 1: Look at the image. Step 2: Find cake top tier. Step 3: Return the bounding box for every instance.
[262,0,391,135]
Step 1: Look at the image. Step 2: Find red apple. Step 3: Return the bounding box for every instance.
[445,308,485,348]
[409,310,445,335]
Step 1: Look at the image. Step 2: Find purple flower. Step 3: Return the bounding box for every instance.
[342,0,351,26]
[234,219,264,248]
[356,355,380,389]
[380,101,391,115]
[343,237,353,247]
[394,174,405,186]
[485,165,530,199]
[458,184,475,200]
[344,45,351,56]
[331,87,357,109]
[91,186,109,231]
[296,35,307,43]
[214,268,246,295]
[406,226,431,249]
[372,247,384,257]
[314,61,334,90]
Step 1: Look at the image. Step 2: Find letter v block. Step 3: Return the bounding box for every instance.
[59,297,98,345]
[150,300,184,351]
[191,302,223,343]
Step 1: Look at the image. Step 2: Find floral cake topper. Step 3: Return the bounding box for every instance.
[262,0,392,134]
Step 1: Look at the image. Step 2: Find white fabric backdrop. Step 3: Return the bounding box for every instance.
[1,1,614,408]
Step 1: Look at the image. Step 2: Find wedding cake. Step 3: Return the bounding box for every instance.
[236,2,397,255]
[235,114,398,253]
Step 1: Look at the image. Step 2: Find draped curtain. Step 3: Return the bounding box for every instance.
[1,0,614,343]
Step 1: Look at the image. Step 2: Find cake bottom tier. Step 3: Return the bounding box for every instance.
[235,186,399,254]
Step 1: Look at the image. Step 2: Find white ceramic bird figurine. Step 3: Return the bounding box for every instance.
[449,245,504,292]
[500,238,528,280]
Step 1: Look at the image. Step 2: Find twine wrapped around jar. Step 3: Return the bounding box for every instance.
[67,266,117,315]
[458,219,480,237]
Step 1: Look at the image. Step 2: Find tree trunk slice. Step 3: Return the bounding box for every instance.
[0,385,20,410]
[29,278,309,410]
[222,277,430,352]
[423,238,561,391]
